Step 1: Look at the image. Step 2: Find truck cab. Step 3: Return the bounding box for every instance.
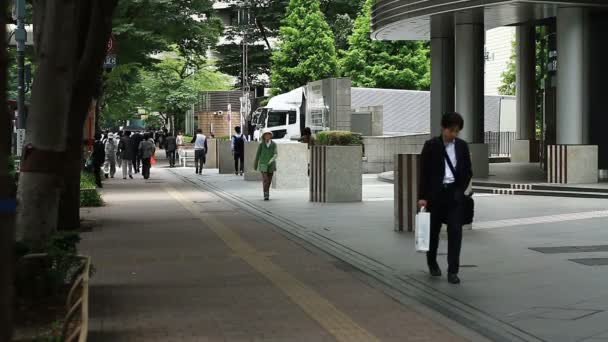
[253,106,304,141]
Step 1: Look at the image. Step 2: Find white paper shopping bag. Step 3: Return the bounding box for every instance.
[415,208,430,253]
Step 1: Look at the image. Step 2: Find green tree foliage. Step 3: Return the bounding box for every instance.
[270,0,338,93]
[100,0,227,129]
[101,54,233,129]
[215,0,364,87]
[339,0,430,90]
[112,0,223,70]
[498,41,517,96]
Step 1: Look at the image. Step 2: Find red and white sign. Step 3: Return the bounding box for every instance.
[106,34,115,54]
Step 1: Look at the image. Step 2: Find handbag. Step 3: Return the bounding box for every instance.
[415,207,431,252]
[443,146,475,225]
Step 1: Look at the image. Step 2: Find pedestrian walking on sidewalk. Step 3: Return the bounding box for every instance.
[165,132,177,168]
[131,131,143,174]
[254,129,277,201]
[139,133,156,180]
[91,133,106,188]
[191,129,208,175]
[118,131,134,179]
[104,133,118,178]
[231,126,246,176]
[418,112,473,285]
[176,131,184,162]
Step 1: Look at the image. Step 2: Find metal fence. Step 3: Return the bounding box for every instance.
[484,131,517,157]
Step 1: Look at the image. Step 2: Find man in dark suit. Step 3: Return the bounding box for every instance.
[418,112,473,284]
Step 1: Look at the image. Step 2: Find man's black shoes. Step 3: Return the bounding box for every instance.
[429,266,442,277]
[447,274,461,284]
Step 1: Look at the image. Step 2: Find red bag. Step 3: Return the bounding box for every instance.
[150,156,156,165]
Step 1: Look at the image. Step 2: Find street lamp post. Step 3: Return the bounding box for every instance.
[14,0,27,129]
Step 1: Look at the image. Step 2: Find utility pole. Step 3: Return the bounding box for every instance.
[239,2,251,137]
[14,0,27,129]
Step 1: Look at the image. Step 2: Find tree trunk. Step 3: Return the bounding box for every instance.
[16,0,118,247]
[0,13,16,342]
[57,142,84,231]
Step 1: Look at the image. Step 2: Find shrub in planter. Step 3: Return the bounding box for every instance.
[16,232,83,298]
[310,131,363,203]
[315,131,363,146]
[80,172,103,207]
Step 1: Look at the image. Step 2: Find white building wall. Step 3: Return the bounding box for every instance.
[485,27,516,95]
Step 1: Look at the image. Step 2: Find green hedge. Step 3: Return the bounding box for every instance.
[315,131,363,146]
[80,172,103,207]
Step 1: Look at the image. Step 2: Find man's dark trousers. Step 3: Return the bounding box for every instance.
[427,184,464,275]
[132,155,141,173]
[234,153,244,173]
[167,150,176,167]
[194,149,205,173]
[141,158,151,179]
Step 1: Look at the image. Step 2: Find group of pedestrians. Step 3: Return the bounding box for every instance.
[91,130,162,187]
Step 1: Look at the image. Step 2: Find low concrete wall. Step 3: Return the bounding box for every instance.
[362,134,429,173]
[273,143,309,189]
[244,142,262,181]
[206,139,218,168]
[310,145,362,203]
[218,140,233,174]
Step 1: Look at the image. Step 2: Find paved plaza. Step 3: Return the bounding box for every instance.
[79,159,608,342]
[80,165,482,342]
[168,167,608,342]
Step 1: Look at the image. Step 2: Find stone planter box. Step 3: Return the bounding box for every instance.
[217,140,233,174]
[547,144,598,184]
[273,142,309,189]
[206,139,218,169]
[310,145,362,202]
[244,142,263,181]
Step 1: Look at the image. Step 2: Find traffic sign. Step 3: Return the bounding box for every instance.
[104,54,117,69]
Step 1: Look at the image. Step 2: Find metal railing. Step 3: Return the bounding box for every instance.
[484,131,517,157]
[62,256,91,342]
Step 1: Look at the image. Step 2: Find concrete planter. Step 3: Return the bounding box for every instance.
[310,145,362,203]
[273,143,309,189]
[244,142,262,181]
[217,140,233,174]
[548,145,598,184]
[206,139,218,169]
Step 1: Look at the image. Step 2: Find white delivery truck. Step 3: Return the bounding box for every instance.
[252,87,306,141]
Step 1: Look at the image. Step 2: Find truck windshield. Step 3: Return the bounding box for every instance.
[267,110,296,128]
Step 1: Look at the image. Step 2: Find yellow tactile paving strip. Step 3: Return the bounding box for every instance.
[166,185,380,342]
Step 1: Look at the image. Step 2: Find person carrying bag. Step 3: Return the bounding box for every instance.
[417,112,473,285]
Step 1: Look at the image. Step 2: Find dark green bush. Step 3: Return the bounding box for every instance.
[80,189,103,207]
[315,131,363,146]
[16,232,83,297]
[80,172,103,207]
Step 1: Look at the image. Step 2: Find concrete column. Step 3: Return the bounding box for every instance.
[557,7,589,145]
[455,11,488,177]
[455,15,485,143]
[516,24,536,141]
[430,15,455,136]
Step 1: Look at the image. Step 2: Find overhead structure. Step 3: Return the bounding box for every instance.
[371,0,608,183]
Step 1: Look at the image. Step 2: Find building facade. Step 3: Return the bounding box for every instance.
[371,0,608,183]
[195,91,252,138]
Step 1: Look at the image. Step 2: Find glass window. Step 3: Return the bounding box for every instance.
[288,111,297,124]
[267,111,287,127]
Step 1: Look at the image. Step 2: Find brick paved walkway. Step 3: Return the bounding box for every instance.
[80,166,474,341]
